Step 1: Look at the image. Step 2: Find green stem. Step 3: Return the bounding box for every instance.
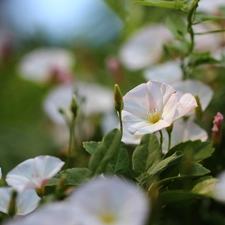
[118,111,123,133]
[167,131,171,152]
[159,130,163,154]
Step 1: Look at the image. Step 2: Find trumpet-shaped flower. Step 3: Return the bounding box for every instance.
[4,177,149,225]
[0,188,40,216]
[122,80,197,135]
[69,176,150,225]
[6,156,64,192]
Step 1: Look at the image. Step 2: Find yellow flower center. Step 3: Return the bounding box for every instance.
[148,109,160,124]
[100,213,116,224]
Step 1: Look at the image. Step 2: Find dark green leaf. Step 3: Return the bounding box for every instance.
[148,151,183,175]
[47,168,89,186]
[132,134,161,175]
[83,141,100,155]
[88,129,122,176]
[165,140,215,162]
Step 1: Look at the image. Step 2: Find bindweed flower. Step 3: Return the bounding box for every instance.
[119,24,172,70]
[4,177,150,225]
[43,82,114,125]
[213,171,225,203]
[122,80,197,135]
[212,112,223,147]
[6,156,64,193]
[198,0,225,14]
[0,188,40,216]
[172,79,213,113]
[68,176,150,225]
[18,48,74,84]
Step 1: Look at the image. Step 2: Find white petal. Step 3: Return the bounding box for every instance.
[69,176,150,225]
[173,79,213,111]
[0,187,12,214]
[144,61,182,85]
[6,156,64,192]
[214,171,225,203]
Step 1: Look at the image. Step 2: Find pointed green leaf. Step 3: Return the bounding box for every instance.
[133,0,187,12]
[106,143,129,174]
[148,151,183,175]
[47,168,89,186]
[194,13,225,24]
[132,134,161,175]
[165,140,215,162]
[88,129,122,176]
[83,141,100,155]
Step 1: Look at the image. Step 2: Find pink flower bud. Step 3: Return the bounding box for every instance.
[212,112,223,147]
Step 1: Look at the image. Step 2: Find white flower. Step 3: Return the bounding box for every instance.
[18,48,74,84]
[0,187,40,216]
[213,171,225,203]
[119,24,172,70]
[3,201,80,225]
[6,155,64,192]
[144,61,182,85]
[0,167,2,179]
[198,0,225,14]
[172,79,213,112]
[122,80,197,135]
[43,82,114,125]
[69,176,150,225]
[161,118,208,153]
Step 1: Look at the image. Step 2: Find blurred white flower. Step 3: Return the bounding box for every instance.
[161,118,208,153]
[43,82,114,125]
[6,155,64,192]
[172,79,213,112]
[3,201,80,225]
[119,24,172,70]
[0,187,40,216]
[194,24,222,53]
[122,80,197,135]
[0,167,2,179]
[68,176,150,225]
[197,0,225,14]
[4,177,150,225]
[213,171,225,203]
[144,61,182,84]
[18,48,74,84]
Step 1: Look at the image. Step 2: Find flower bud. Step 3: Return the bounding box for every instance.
[114,84,124,112]
[212,112,223,147]
[70,95,78,119]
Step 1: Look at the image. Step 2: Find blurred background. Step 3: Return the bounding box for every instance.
[0,0,224,176]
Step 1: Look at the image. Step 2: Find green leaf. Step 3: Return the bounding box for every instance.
[88,129,122,176]
[106,143,129,174]
[148,151,183,175]
[83,141,100,155]
[194,14,225,24]
[165,140,215,163]
[161,190,200,203]
[158,163,210,186]
[165,14,187,39]
[47,168,89,186]
[132,134,161,176]
[133,0,188,12]
[192,177,217,197]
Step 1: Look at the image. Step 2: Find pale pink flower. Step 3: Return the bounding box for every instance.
[0,187,40,216]
[212,112,223,146]
[6,156,64,192]
[122,80,197,135]
[119,24,172,70]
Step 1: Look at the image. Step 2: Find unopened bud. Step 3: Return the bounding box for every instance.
[114,84,124,112]
[8,190,17,217]
[70,95,78,118]
[194,95,203,121]
[212,112,223,147]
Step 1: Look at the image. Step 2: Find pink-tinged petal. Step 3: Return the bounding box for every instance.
[6,156,64,192]
[173,79,213,111]
[123,83,150,120]
[174,92,197,120]
[161,92,177,123]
